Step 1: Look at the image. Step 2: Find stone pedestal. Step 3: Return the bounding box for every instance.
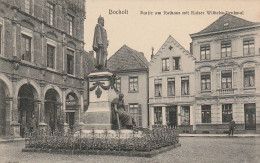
[84,71,117,130]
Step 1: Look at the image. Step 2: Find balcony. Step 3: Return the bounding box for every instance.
[217,88,236,95]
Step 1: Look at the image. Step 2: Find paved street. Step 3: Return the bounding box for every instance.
[0,137,260,163]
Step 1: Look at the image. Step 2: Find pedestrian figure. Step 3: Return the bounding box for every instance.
[229,118,236,136]
[30,115,37,133]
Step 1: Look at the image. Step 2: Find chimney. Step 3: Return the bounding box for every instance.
[151,47,154,59]
[190,42,193,55]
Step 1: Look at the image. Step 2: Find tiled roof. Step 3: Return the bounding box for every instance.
[107,45,149,72]
[191,14,260,36]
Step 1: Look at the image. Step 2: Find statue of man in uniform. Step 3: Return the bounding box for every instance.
[92,16,109,70]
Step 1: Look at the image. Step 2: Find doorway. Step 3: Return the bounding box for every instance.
[244,103,256,130]
[166,106,177,128]
[18,84,38,137]
[66,112,75,131]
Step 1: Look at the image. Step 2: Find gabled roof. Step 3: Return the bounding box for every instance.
[191,14,260,37]
[107,45,149,72]
[150,35,195,63]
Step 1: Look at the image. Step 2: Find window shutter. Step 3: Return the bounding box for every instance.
[138,104,142,127]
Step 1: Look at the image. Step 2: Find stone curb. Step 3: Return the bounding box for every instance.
[179,134,260,138]
[0,138,25,144]
[22,143,181,158]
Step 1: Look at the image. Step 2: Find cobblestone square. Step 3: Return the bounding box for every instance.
[1,137,260,163]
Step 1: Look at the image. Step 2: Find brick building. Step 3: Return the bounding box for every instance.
[107,45,149,128]
[0,0,87,138]
[149,36,196,133]
[190,14,260,133]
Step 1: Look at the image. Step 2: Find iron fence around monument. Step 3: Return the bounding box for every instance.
[24,126,179,152]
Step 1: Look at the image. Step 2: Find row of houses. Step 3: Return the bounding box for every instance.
[108,14,260,134]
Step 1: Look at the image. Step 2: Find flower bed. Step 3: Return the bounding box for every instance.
[24,127,180,154]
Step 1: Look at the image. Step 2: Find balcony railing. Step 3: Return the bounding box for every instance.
[217,88,236,95]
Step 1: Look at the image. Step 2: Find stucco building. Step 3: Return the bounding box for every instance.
[149,36,196,133]
[0,0,87,138]
[107,45,149,128]
[190,14,260,133]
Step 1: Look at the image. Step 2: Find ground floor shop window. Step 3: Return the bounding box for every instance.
[154,107,162,125]
[180,106,190,125]
[222,104,232,123]
[201,105,211,123]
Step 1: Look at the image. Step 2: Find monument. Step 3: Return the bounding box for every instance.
[84,16,135,130]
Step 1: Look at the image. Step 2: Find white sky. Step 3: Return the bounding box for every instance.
[84,0,260,62]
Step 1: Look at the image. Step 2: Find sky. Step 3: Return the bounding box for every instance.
[84,0,260,62]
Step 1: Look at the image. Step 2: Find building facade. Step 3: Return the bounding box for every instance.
[190,14,260,133]
[0,0,87,138]
[107,45,149,128]
[149,36,196,133]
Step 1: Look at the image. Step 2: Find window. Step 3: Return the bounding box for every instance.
[167,78,175,96]
[221,70,232,89]
[47,44,55,69]
[181,77,189,95]
[244,68,255,88]
[67,14,74,36]
[25,0,31,14]
[129,104,141,127]
[243,39,254,55]
[200,45,210,60]
[201,73,211,91]
[180,106,190,125]
[46,2,55,26]
[154,107,162,125]
[173,57,180,70]
[155,79,162,97]
[21,34,32,62]
[221,41,231,58]
[115,77,121,92]
[222,104,232,123]
[129,76,138,92]
[67,49,74,75]
[201,105,211,123]
[162,58,169,71]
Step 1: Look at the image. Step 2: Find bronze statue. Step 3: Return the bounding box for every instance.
[92,16,109,70]
[111,93,136,130]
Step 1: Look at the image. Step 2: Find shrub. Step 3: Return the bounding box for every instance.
[25,126,179,152]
